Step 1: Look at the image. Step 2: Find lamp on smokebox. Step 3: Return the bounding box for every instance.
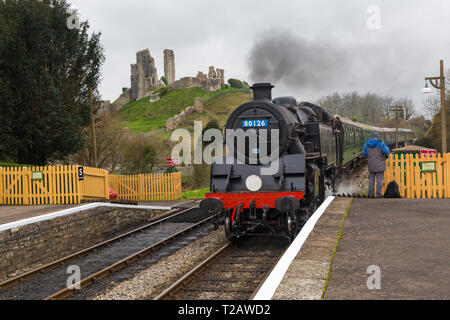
[421,59,447,153]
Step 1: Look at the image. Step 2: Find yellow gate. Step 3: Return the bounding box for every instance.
[109,172,182,201]
[382,153,450,198]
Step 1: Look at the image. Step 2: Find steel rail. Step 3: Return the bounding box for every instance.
[44,213,217,300]
[154,243,231,300]
[154,240,287,301]
[0,206,195,290]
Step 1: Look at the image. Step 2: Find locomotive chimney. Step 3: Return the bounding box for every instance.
[251,83,274,101]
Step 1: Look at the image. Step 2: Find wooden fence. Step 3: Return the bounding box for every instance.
[0,165,108,205]
[109,172,182,201]
[0,166,182,205]
[382,153,450,198]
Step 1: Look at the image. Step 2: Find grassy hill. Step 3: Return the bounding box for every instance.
[118,87,252,146]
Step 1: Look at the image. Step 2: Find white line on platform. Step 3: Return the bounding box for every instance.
[0,203,171,233]
[252,196,335,300]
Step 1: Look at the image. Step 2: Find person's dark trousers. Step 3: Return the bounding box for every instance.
[369,172,384,198]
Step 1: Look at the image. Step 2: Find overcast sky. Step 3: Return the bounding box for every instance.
[72,0,450,116]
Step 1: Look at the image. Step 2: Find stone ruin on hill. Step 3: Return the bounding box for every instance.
[130,49,159,100]
[111,48,225,111]
[172,66,225,92]
[164,49,175,85]
[165,97,204,131]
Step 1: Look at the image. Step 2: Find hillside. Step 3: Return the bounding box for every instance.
[118,87,252,150]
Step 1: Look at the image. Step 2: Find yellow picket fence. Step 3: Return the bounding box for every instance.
[109,172,182,201]
[0,165,109,205]
[0,166,182,205]
[382,153,450,198]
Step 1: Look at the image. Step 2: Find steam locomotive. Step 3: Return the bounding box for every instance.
[200,83,414,241]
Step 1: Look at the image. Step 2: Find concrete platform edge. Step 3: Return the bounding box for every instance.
[253,196,335,300]
[0,203,172,232]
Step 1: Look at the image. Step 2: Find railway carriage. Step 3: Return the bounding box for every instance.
[200,83,414,241]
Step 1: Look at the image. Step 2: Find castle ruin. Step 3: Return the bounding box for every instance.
[163,49,175,84]
[130,49,159,100]
[112,48,225,111]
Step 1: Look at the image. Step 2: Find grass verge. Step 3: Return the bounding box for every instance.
[182,187,209,199]
[321,197,354,300]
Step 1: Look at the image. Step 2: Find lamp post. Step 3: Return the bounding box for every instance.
[422,60,447,153]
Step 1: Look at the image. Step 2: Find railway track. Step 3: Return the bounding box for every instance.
[154,236,288,300]
[0,206,220,300]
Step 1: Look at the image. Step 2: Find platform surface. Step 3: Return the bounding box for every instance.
[0,199,197,226]
[272,197,351,300]
[324,198,450,300]
[0,205,83,225]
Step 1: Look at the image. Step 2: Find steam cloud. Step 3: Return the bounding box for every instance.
[247,30,422,101]
[248,31,352,90]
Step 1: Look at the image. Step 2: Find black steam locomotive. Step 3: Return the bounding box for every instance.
[200,83,414,241]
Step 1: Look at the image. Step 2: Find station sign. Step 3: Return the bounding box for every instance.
[78,166,84,181]
[32,171,43,181]
[421,161,436,172]
[166,157,179,167]
[420,149,437,158]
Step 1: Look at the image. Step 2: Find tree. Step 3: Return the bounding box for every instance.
[0,0,105,165]
[120,135,157,174]
[70,113,129,172]
[394,97,415,120]
[228,78,243,89]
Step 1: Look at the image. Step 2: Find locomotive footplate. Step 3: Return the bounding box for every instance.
[200,191,304,241]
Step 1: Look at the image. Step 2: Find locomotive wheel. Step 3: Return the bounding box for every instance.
[319,166,326,203]
[224,215,232,239]
[285,213,297,242]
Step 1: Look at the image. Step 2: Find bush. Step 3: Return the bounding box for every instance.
[228,78,243,89]
[164,166,179,173]
[203,119,220,134]
[120,135,156,174]
[182,174,197,190]
[193,164,210,189]
[161,76,168,86]
[152,86,171,97]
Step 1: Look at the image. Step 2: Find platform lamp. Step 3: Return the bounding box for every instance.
[422,60,447,153]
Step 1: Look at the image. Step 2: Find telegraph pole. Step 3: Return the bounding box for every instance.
[389,105,405,149]
[89,88,98,167]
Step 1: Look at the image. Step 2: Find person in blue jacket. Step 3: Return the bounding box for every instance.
[363,131,390,198]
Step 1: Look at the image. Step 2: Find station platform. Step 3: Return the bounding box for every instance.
[0,199,195,226]
[324,198,450,299]
[255,197,450,300]
[0,205,83,225]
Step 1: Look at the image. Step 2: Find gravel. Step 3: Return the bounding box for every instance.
[92,226,228,300]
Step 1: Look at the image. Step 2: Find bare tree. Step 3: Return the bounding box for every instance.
[381,96,395,120]
[423,93,441,119]
[394,97,415,120]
